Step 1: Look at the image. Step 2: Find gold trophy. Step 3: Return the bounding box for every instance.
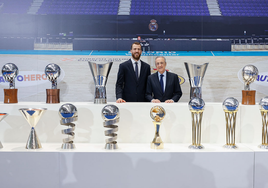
[259,97,268,149]
[188,97,205,149]
[222,97,239,149]
[150,106,166,149]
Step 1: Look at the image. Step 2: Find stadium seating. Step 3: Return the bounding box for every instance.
[0,0,32,14]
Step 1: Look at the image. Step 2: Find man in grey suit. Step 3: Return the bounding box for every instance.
[146,56,182,103]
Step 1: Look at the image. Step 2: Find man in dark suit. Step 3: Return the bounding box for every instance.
[146,56,182,103]
[116,42,151,103]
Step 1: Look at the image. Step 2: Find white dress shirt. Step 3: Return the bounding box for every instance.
[158,71,167,92]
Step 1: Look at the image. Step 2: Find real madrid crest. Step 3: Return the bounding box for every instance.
[149,19,158,32]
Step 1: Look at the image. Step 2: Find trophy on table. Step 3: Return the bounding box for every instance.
[88,62,113,104]
[101,104,120,150]
[188,97,205,149]
[0,113,8,148]
[184,62,208,99]
[222,97,239,149]
[259,97,268,149]
[241,65,258,105]
[19,108,47,149]
[150,106,166,149]
[59,103,78,149]
[45,63,61,103]
[2,63,19,103]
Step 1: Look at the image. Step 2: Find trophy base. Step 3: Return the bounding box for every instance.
[242,90,256,105]
[26,128,42,149]
[188,144,204,149]
[4,89,18,103]
[105,142,118,150]
[259,144,268,149]
[61,143,76,149]
[46,89,60,103]
[94,98,107,104]
[151,142,164,149]
[223,144,237,149]
[0,141,3,149]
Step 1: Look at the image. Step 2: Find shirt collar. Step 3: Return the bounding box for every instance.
[158,70,167,77]
[131,58,141,64]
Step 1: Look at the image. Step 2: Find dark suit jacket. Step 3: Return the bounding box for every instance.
[145,71,182,102]
[116,59,151,102]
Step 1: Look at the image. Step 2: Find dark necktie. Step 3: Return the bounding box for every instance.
[135,62,138,80]
[160,74,164,93]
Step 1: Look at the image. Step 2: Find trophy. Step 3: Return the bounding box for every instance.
[184,62,208,99]
[19,108,47,149]
[88,62,113,104]
[259,97,268,149]
[59,103,78,149]
[241,65,258,105]
[45,63,61,103]
[222,97,239,149]
[0,113,8,148]
[188,97,205,149]
[150,106,166,149]
[2,63,19,103]
[101,104,119,150]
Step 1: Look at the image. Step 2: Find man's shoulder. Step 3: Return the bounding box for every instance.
[141,60,150,67]
[120,59,131,66]
[148,72,157,78]
[167,71,178,77]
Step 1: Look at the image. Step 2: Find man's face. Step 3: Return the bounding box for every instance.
[155,57,166,74]
[131,44,142,61]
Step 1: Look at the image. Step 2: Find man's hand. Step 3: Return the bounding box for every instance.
[152,99,161,103]
[116,98,126,103]
[165,100,174,103]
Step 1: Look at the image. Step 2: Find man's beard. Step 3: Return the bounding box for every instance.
[132,53,141,60]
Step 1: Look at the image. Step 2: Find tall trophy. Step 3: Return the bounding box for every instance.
[59,103,78,149]
[45,63,61,103]
[88,62,113,104]
[188,97,205,149]
[222,97,239,149]
[150,106,166,149]
[1,63,19,103]
[19,108,47,149]
[0,113,8,148]
[241,65,258,105]
[259,97,268,149]
[101,104,119,150]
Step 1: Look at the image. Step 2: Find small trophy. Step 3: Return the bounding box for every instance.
[150,106,166,149]
[19,108,47,149]
[259,97,268,149]
[59,103,78,149]
[222,97,239,149]
[88,62,113,104]
[188,97,205,149]
[184,62,208,99]
[45,63,61,103]
[101,105,119,150]
[0,113,8,148]
[242,65,258,105]
[2,63,19,103]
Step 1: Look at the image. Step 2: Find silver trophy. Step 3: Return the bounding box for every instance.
[0,113,8,148]
[88,62,113,104]
[242,65,258,91]
[45,63,61,89]
[188,97,205,149]
[101,104,119,150]
[2,63,19,89]
[259,97,268,149]
[19,108,47,149]
[223,97,239,149]
[59,103,78,149]
[184,62,208,99]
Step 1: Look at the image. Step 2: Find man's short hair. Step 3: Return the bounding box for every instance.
[155,56,167,64]
[131,42,142,50]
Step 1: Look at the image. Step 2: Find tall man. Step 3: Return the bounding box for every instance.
[116,42,151,103]
[146,56,182,103]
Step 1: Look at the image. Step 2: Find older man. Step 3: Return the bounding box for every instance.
[145,56,182,103]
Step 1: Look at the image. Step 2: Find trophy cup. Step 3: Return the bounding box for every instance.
[59,103,78,149]
[241,65,258,105]
[184,62,208,99]
[2,63,19,103]
[259,97,268,149]
[101,104,119,150]
[0,113,8,148]
[19,108,47,149]
[150,106,166,149]
[188,97,205,149]
[45,63,61,103]
[222,97,239,149]
[88,62,113,104]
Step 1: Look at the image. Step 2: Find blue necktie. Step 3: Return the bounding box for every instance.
[160,74,164,93]
[135,62,138,80]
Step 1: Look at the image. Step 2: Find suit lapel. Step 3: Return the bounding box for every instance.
[127,60,138,83]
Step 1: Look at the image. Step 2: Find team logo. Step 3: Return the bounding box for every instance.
[149,19,158,32]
